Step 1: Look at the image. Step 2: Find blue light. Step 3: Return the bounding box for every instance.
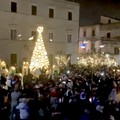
[80,43,86,49]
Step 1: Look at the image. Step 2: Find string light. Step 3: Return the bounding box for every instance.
[1,61,6,67]
[78,53,116,67]
[55,54,70,67]
[29,26,49,71]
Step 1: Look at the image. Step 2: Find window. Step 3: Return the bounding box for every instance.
[67,34,72,43]
[10,54,17,66]
[31,5,37,15]
[11,29,17,40]
[68,12,72,21]
[11,2,17,12]
[114,47,119,55]
[108,19,111,24]
[107,32,111,38]
[31,31,37,41]
[92,29,95,37]
[49,33,54,42]
[48,54,53,68]
[49,8,54,18]
[83,30,86,37]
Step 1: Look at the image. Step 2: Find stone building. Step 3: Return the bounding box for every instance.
[0,0,79,67]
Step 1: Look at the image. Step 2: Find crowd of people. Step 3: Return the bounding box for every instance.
[0,66,120,120]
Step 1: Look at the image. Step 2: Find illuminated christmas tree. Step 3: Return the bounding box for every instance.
[29,26,49,71]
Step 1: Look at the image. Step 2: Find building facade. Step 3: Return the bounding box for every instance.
[0,0,79,67]
[79,16,120,56]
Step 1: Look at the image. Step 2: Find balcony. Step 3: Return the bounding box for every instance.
[101,37,120,45]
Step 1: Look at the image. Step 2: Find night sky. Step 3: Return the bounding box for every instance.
[68,0,120,25]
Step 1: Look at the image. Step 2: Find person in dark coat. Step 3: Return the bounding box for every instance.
[0,73,6,86]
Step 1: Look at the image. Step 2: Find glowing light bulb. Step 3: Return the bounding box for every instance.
[44,52,47,55]
[29,26,49,72]
[29,36,34,40]
[38,46,42,50]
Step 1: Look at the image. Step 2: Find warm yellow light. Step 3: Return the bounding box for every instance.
[37,26,44,33]
[11,66,16,70]
[29,36,34,41]
[38,46,42,50]
[53,65,55,69]
[55,54,70,67]
[24,66,27,69]
[18,73,23,77]
[78,53,116,67]
[18,34,21,37]
[50,39,53,42]
[35,62,39,67]
[1,61,6,67]
[44,52,47,55]
[29,26,49,71]
[117,69,120,72]
[23,62,29,66]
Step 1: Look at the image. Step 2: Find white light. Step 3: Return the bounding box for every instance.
[11,66,16,70]
[105,54,109,58]
[18,34,21,37]
[38,46,42,50]
[66,70,70,74]
[37,39,40,42]
[18,73,23,77]
[100,45,105,48]
[35,62,39,67]
[45,56,48,59]
[62,81,66,84]
[29,36,34,40]
[50,39,53,42]
[37,26,44,33]
[77,57,80,60]
[1,61,6,66]
[44,52,47,55]
[31,62,34,66]
[83,41,88,44]
[53,65,55,68]
[81,46,86,49]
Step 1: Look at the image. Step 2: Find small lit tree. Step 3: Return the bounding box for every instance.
[55,52,70,68]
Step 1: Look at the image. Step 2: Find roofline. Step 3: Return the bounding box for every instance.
[80,24,99,27]
[101,15,120,21]
[63,0,80,6]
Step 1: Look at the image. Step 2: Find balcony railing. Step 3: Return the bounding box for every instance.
[101,37,120,44]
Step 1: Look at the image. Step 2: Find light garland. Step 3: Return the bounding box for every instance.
[55,54,70,67]
[29,26,49,71]
[78,53,116,67]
